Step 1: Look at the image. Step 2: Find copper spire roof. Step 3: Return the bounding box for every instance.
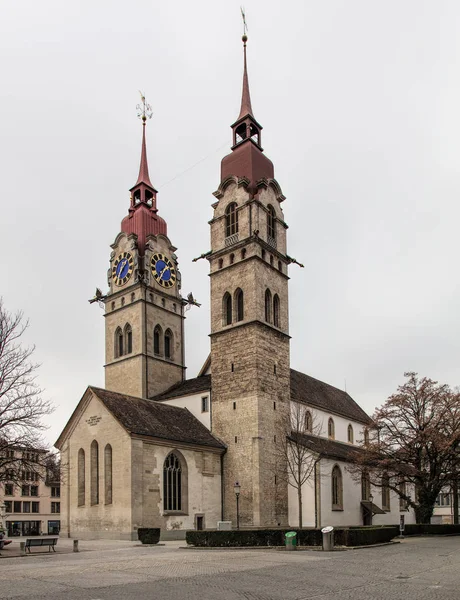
[237,34,254,121]
[134,121,154,188]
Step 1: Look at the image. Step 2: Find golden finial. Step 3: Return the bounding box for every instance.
[136,91,153,123]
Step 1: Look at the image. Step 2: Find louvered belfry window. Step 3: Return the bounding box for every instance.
[163,453,182,511]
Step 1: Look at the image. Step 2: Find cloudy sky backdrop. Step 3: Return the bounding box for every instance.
[1,0,460,445]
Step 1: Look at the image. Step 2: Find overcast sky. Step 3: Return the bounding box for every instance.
[2,0,460,446]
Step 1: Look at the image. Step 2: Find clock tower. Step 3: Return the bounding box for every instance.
[208,36,291,527]
[104,101,185,398]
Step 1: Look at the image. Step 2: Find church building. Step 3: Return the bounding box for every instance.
[55,35,415,539]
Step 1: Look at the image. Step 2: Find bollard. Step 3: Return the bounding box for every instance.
[321,526,334,551]
[73,539,79,552]
[20,541,26,556]
[285,531,297,551]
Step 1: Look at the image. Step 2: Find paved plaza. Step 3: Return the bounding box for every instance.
[0,536,459,600]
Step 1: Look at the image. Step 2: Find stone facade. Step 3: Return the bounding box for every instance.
[208,178,291,527]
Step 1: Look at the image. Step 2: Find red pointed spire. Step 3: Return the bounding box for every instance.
[237,35,254,120]
[134,120,154,188]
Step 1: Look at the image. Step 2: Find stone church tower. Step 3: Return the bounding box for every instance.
[209,36,291,527]
[104,107,185,398]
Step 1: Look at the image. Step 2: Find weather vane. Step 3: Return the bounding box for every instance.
[240,6,248,37]
[136,91,153,123]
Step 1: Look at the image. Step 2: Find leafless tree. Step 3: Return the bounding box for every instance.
[273,403,322,528]
[350,372,460,524]
[0,298,54,484]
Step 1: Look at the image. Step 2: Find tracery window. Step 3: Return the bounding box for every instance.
[78,449,85,506]
[104,444,112,505]
[125,323,132,354]
[235,289,244,322]
[273,294,280,327]
[154,325,162,355]
[115,327,123,358]
[90,440,99,505]
[223,293,232,326]
[328,417,335,440]
[265,289,272,323]
[332,465,343,510]
[225,203,238,237]
[164,329,173,359]
[163,453,182,512]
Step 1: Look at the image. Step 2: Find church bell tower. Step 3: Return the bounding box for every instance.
[104,98,185,398]
[209,35,291,527]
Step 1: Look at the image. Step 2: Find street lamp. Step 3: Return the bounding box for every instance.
[234,481,241,530]
[368,493,374,526]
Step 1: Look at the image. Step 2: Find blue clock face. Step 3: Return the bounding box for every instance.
[112,252,134,287]
[151,253,176,288]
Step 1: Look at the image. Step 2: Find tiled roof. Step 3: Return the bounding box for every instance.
[290,370,372,425]
[151,375,211,401]
[292,432,365,462]
[91,386,224,449]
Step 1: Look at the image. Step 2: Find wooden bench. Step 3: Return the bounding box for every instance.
[25,537,58,553]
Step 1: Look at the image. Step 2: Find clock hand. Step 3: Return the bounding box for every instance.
[159,265,170,279]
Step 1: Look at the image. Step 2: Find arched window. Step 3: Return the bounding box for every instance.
[104,444,112,505]
[241,248,246,260]
[332,465,343,510]
[163,453,182,511]
[131,293,135,303]
[225,203,238,237]
[278,260,282,272]
[111,301,115,311]
[267,205,276,243]
[115,327,123,358]
[230,253,235,265]
[270,255,274,267]
[235,289,244,322]
[164,329,173,359]
[125,324,132,354]
[154,325,162,355]
[361,470,371,501]
[223,293,232,326]
[90,440,99,505]
[347,424,354,444]
[328,418,335,440]
[304,410,312,432]
[265,289,272,323]
[218,258,223,269]
[273,294,280,327]
[78,448,85,506]
[382,472,390,511]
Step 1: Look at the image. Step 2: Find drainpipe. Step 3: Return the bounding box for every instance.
[314,456,322,529]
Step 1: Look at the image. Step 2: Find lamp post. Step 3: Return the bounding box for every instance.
[234,481,241,530]
[368,493,374,526]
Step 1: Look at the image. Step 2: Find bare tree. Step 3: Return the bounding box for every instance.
[274,403,321,528]
[351,372,460,524]
[0,299,53,484]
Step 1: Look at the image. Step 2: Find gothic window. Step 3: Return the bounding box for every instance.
[104,444,112,505]
[273,294,280,327]
[163,453,182,512]
[267,205,276,242]
[223,293,232,326]
[154,325,162,355]
[225,203,238,237]
[124,324,132,354]
[361,471,371,501]
[304,410,312,432]
[347,424,354,444]
[382,473,390,511]
[115,327,123,358]
[90,440,99,505]
[77,449,85,506]
[328,417,335,440]
[164,329,173,359]
[331,465,343,510]
[265,289,272,323]
[235,289,244,322]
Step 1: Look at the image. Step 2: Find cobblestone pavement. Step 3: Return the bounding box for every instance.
[0,537,459,600]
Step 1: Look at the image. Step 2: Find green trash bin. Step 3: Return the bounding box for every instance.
[285,531,297,551]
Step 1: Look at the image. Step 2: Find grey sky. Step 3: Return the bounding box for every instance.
[2,0,460,446]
